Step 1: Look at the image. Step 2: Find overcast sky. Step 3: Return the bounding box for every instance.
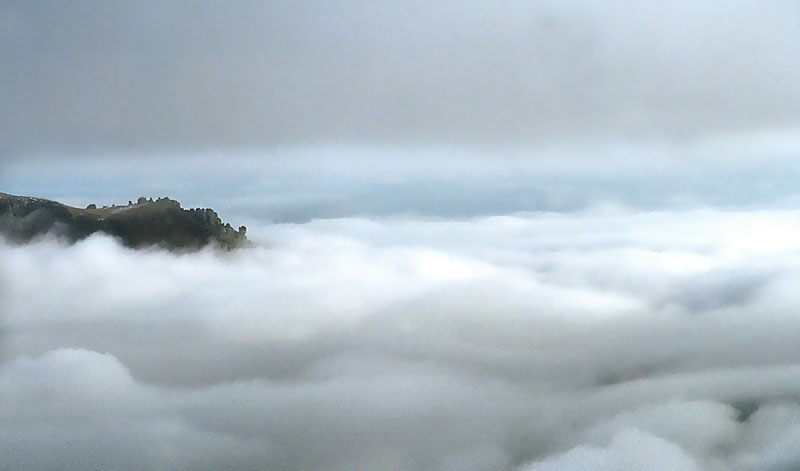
[3,0,800,218]
[2,0,800,160]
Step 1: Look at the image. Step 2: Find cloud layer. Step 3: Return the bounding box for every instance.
[2,0,800,156]
[5,208,800,469]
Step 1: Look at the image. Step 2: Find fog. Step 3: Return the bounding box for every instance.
[4,209,800,470]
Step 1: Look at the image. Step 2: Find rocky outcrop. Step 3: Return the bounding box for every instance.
[0,192,248,251]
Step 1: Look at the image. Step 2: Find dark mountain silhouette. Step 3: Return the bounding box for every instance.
[0,193,248,250]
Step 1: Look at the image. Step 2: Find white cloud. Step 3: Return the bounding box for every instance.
[524,428,700,471]
[5,208,800,469]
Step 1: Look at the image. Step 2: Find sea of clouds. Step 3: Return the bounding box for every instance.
[4,208,800,470]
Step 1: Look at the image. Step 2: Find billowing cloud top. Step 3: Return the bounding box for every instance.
[2,0,800,157]
[6,209,800,469]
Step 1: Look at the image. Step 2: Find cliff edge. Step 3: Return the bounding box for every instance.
[0,193,248,250]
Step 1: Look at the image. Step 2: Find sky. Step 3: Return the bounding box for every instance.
[1,0,799,154]
[4,1,800,470]
[2,1,800,218]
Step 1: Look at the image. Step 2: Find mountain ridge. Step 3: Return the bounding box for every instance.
[0,192,248,250]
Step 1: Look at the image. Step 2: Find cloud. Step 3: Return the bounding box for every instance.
[5,208,800,469]
[523,428,701,471]
[2,0,800,157]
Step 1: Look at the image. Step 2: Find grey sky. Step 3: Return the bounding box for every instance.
[3,0,800,159]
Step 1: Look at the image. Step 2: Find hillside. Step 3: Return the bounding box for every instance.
[0,193,248,250]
